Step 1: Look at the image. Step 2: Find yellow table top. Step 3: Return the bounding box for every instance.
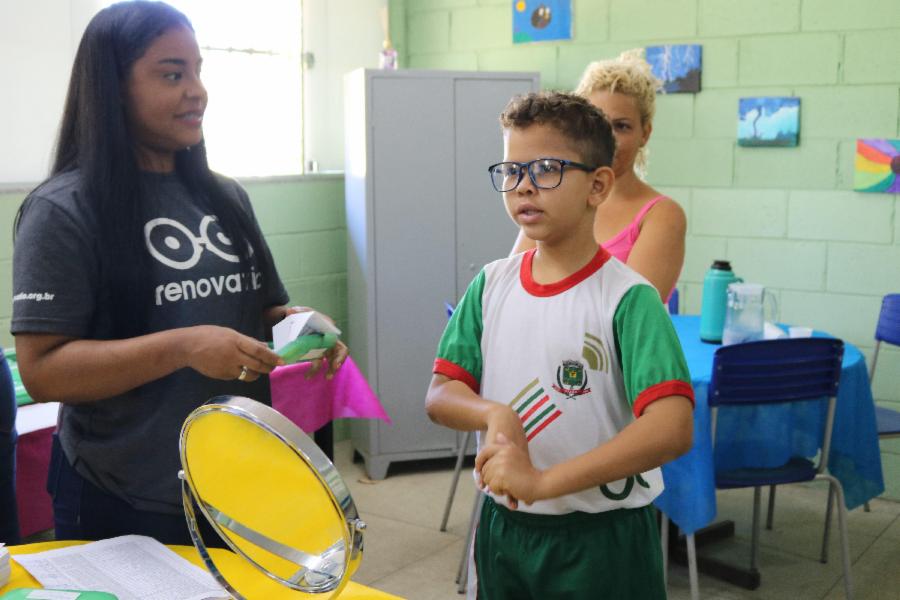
[1,540,403,599]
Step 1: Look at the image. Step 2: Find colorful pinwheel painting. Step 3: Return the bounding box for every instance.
[855,139,900,193]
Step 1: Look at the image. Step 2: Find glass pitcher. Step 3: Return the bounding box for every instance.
[721,283,778,345]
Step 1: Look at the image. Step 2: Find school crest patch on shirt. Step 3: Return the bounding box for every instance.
[553,359,591,399]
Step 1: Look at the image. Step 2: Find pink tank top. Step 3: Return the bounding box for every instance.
[600,195,666,262]
[600,195,677,301]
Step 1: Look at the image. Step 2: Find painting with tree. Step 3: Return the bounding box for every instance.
[738,97,800,147]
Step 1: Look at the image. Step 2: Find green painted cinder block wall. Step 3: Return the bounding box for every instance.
[242,176,349,336]
[394,0,900,498]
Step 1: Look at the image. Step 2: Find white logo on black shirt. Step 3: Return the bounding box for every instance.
[144,215,262,306]
[144,215,244,270]
[13,292,55,302]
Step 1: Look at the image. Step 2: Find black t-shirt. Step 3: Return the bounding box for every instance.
[12,170,289,513]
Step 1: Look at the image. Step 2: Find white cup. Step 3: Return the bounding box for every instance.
[788,326,813,338]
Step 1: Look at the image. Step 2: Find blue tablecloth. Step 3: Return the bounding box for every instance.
[653,315,885,535]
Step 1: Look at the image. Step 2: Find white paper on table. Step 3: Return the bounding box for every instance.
[12,536,228,600]
[16,402,59,435]
[763,321,787,340]
[1,543,9,588]
[23,591,81,600]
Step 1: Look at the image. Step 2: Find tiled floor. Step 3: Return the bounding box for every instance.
[337,441,900,600]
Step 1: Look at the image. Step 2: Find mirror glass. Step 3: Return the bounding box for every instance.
[180,396,364,599]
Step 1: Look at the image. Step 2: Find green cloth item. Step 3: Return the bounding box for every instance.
[277,333,338,364]
[2,349,33,407]
[0,590,118,599]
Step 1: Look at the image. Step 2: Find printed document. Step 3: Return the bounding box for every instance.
[12,536,228,600]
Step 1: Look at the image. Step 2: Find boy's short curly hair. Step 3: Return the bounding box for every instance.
[499,91,616,169]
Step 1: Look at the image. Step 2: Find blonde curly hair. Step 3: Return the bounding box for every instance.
[574,48,661,177]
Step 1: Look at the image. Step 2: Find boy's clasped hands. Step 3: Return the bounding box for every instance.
[476,403,541,509]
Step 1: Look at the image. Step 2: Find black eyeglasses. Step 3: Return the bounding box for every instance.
[487,158,598,193]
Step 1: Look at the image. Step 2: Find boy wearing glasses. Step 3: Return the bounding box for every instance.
[426,91,694,599]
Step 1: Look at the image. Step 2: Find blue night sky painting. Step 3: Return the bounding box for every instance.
[513,1,572,44]
[738,97,801,147]
[646,44,702,93]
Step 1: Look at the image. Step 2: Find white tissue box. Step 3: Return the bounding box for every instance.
[272,311,341,353]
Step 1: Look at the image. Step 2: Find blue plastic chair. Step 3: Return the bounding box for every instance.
[861,294,900,512]
[707,338,853,598]
[444,301,455,319]
[869,293,900,439]
[668,287,680,315]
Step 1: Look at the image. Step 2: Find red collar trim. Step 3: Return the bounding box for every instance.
[520,246,612,297]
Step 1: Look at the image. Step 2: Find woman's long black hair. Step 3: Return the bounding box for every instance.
[15,1,271,339]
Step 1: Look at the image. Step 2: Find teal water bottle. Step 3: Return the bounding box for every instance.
[699,260,740,343]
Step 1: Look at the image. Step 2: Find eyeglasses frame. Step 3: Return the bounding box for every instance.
[487,157,599,193]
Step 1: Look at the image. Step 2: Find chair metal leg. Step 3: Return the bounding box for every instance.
[863,500,871,513]
[660,513,668,589]
[820,475,854,600]
[822,485,834,564]
[836,486,854,600]
[661,513,699,600]
[686,533,700,600]
[456,491,484,593]
[456,549,469,595]
[766,485,776,530]
[751,486,761,571]
[441,430,471,532]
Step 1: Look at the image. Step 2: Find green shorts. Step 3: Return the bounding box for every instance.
[474,497,666,600]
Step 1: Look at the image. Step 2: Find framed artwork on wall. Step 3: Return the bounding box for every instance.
[737,97,800,147]
[513,0,572,44]
[645,44,701,93]
[855,139,900,193]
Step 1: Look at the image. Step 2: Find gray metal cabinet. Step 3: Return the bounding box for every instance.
[344,69,539,479]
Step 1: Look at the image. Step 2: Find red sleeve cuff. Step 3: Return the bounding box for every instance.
[633,380,695,417]
[433,358,480,394]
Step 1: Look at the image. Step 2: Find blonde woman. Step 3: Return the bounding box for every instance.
[511,49,686,302]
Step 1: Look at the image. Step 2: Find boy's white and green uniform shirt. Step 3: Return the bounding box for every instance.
[434,247,694,516]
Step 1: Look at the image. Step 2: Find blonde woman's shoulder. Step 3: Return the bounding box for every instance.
[644,194,687,233]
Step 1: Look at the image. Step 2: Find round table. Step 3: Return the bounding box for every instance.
[654,315,885,535]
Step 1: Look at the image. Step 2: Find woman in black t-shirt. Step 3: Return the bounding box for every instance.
[12,1,347,545]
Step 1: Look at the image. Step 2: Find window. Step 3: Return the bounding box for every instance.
[107,0,304,177]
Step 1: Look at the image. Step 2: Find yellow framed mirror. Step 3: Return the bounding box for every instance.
[179,396,365,599]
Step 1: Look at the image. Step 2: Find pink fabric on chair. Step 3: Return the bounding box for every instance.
[270,356,391,433]
[16,426,54,538]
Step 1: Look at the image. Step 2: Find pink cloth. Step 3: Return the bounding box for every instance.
[270,356,390,434]
[16,426,54,538]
